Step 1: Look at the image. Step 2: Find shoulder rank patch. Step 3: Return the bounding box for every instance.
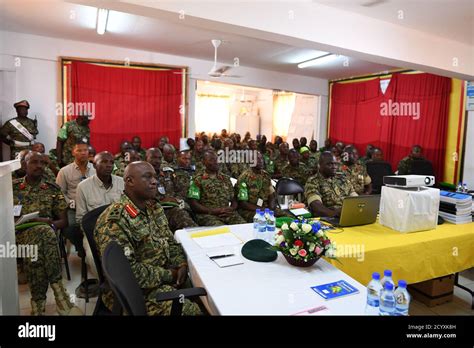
[124,204,138,218]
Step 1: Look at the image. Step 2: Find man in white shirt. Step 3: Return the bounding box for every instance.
[55,141,95,264]
[76,151,124,276]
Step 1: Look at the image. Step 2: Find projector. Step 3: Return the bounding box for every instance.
[383,175,435,188]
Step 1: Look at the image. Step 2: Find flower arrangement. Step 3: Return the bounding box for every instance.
[272,219,337,266]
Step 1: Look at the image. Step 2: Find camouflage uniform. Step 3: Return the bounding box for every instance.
[280,162,311,187]
[188,172,246,226]
[341,163,372,195]
[235,168,289,222]
[173,167,194,201]
[137,148,147,160]
[13,177,78,315]
[0,117,38,159]
[302,156,318,174]
[94,194,201,315]
[304,173,358,210]
[191,152,205,173]
[157,168,198,232]
[397,156,424,175]
[113,155,127,177]
[263,153,275,176]
[57,120,90,166]
[161,159,177,169]
[229,162,248,179]
[274,156,289,176]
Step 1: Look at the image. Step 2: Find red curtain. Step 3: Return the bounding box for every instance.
[69,61,182,153]
[329,73,451,180]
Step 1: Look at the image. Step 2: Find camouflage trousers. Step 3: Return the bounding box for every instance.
[145,284,202,316]
[164,207,198,232]
[238,207,293,223]
[15,225,62,302]
[195,211,246,226]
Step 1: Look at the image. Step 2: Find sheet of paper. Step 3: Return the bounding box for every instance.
[191,227,243,249]
[15,211,39,226]
[290,208,311,216]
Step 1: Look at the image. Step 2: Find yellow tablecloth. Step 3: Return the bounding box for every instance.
[325,221,474,286]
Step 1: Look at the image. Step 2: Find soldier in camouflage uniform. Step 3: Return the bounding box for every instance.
[0,100,38,160]
[173,150,195,201]
[273,142,289,179]
[359,144,374,166]
[192,139,205,174]
[280,149,311,187]
[131,135,147,160]
[32,142,58,182]
[56,114,90,167]
[340,145,372,195]
[188,151,246,226]
[94,162,202,315]
[113,149,141,177]
[304,152,358,217]
[300,146,318,175]
[12,149,30,180]
[146,148,197,232]
[236,152,290,222]
[397,145,425,175]
[309,140,320,167]
[13,152,82,315]
[162,144,178,168]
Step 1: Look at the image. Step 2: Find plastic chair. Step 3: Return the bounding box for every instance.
[366,161,393,194]
[102,241,207,316]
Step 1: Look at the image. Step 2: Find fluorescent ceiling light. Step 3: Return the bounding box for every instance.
[96,8,109,35]
[297,54,338,68]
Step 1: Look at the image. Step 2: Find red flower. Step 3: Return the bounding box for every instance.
[298,249,307,257]
[323,239,331,246]
[19,183,26,190]
[277,231,283,235]
[294,240,304,248]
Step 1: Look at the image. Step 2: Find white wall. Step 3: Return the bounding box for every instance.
[0,30,328,155]
[462,111,474,187]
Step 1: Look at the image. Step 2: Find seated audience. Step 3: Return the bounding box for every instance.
[188,151,246,226]
[397,145,425,175]
[341,145,372,195]
[304,152,358,217]
[280,149,310,187]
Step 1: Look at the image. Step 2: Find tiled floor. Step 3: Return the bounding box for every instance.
[18,252,474,316]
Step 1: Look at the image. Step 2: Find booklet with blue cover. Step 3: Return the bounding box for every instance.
[311,280,359,300]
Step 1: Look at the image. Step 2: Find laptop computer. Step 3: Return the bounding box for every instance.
[320,195,381,227]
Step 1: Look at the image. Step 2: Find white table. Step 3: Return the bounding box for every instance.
[175,223,368,315]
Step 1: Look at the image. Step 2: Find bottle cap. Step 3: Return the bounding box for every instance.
[384,269,392,277]
[264,208,270,212]
[398,280,407,288]
[384,282,394,290]
[256,209,261,214]
[372,272,380,280]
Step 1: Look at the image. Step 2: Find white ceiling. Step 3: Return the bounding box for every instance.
[3,0,472,80]
[314,0,474,45]
[0,0,400,80]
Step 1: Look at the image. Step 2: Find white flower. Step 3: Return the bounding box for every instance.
[275,235,285,245]
[316,230,324,238]
[281,223,289,230]
[302,224,312,233]
[289,248,298,256]
[326,247,336,258]
[308,242,316,251]
[290,222,298,231]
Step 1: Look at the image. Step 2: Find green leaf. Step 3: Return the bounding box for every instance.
[282,228,294,245]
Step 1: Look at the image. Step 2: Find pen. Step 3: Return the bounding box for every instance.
[209,254,234,260]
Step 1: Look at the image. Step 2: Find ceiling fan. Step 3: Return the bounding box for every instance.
[207,39,241,78]
[175,39,242,79]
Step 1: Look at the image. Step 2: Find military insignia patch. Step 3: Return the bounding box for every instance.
[125,204,138,218]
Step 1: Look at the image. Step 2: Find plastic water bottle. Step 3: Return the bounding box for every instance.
[266,210,276,244]
[381,269,394,289]
[253,209,261,238]
[365,272,383,315]
[457,181,463,192]
[257,211,267,240]
[379,282,396,316]
[462,182,468,193]
[394,280,411,316]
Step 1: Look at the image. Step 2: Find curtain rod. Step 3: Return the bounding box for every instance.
[329,69,416,84]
